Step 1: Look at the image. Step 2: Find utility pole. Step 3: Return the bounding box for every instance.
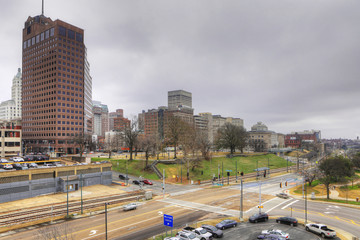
[236,161,238,183]
[267,156,270,177]
[222,161,224,185]
[105,202,110,240]
[181,162,182,184]
[163,169,165,199]
[240,176,243,221]
[305,181,308,224]
[218,164,220,183]
[80,174,83,214]
[126,160,128,186]
[66,175,69,218]
[259,178,262,214]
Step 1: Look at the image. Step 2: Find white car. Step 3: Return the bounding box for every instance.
[261,229,290,239]
[0,159,8,163]
[12,157,24,162]
[305,223,336,238]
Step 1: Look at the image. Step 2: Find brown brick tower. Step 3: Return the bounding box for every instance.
[22,13,92,154]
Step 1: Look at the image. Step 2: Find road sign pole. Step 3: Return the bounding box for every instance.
[163,169,165,199]
[259,178,262,214]
[222,161,224,185]
[305,181,308,224]
[236,161,238,183]
[240,177,243,221]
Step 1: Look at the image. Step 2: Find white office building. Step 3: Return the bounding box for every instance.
[0,68,22,120]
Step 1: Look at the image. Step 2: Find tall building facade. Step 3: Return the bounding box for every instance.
[109,109,124,130]
[168,90,192,111]
[92,101,109,137]
[22,14,90,154]
[0,69,22,120]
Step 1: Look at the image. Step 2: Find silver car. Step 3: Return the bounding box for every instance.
[123,203,137,211]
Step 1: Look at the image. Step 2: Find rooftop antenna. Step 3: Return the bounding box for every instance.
[41,0,44,16]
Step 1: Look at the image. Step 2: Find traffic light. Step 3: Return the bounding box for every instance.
[285,181,287,187]
[227,172,230,177]
[241,172,244,176]
[280,183,282,188]
[263,170,266,178]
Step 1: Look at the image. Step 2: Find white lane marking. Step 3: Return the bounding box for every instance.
[266,198,294,213]
[324,212,335,214]
[245,197,281,213]
[281,200,299,210]
[89,230,97,236]
[81,208,185,240]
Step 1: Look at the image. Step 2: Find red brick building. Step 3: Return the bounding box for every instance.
[22,14,91,154]
[285,130,321,149]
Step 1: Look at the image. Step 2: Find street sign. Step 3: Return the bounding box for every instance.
[226,170,232,172]
[163,214,173,227]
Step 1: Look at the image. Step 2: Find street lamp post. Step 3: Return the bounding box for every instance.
[105,202,110,240]
[240,175,243,221]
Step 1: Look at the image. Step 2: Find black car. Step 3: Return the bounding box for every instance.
[119,174,129,180]
[13,163,22,170]
[249,213,269,223]
[132,180,141,185]
[24,155,37,161]
[276,216,298,226]
[202,224,223,238]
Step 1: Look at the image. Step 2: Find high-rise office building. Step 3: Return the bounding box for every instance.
[168,90,192,111]
[0,68,22,120]
[92,101,109,137]
[22,13,91,154]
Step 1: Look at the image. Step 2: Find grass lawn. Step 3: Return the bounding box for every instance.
[92,154,294,182]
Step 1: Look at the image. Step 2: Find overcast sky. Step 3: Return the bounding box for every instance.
[0,0,359,139]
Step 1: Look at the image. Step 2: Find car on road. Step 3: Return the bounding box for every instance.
[176,231,201,240]
[142,179,153,185]
[305,223,336,238]
[215,219,237,230]
[11,157,24,162]
[3,164,13,170]
[164,237,180,240]
[119,174,129,180]
[201,224,223,238]
[257,234,286,240]
[276,216,298,226]
[28,163,38,168]
[249,213,269,223]
[123,203,137,211]
[261,229,290,239]
[0,159,9,163]
[276,193,289,199]
[132,180,141,185]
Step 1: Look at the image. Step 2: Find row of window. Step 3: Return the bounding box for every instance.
[23,38,57,61]
[23,28,55,50]
[24,132,82,137]
[58,26,83,42]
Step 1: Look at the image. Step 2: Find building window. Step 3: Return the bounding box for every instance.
[59,26,66,37]
[68,30,75,40]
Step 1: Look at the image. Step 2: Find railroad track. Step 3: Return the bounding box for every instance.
[0,191,145,227]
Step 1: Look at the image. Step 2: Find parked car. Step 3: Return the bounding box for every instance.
[164,237,180,240]
[132,180,141,185]
[12,157,24,162]
[249,213,269,223]
[13,163,28,170]
[215,219,237,230]
[142,179,153,185]
[119,174,129,180]
[183,226,213,240]
[123,203,137,211]
[0,159,9,163]
[3,164,14,170]
[24,155,37,161]
[261,229,289,239]
[202,224,223,238]
[28,163,38,168]
[257,234,286,240]
[276,193,289,199]
[276,216,298,226]
[176,231,201,240]
[305,223,336,238]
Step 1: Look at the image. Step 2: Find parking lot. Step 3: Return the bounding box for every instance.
[219,220,337,240]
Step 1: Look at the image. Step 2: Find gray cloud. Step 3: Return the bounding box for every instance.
[0,0,359,138]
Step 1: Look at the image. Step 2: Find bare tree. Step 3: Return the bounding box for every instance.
[73,133,91,158]
[37,223,74,240]
[122,117,139,160]
[196,131,212,160]
[138,134,157,168]
[215,123,249,154]
[165,115,186,159]
[303,168,319,186]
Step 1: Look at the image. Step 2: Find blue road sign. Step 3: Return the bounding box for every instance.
[164,214,173,227]
[226,169,232,172]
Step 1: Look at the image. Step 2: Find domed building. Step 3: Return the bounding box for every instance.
[248,122,284,152]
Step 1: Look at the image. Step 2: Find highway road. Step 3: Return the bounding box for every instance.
[3,172,360,239]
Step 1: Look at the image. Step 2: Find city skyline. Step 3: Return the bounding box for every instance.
[0,0,359,139]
